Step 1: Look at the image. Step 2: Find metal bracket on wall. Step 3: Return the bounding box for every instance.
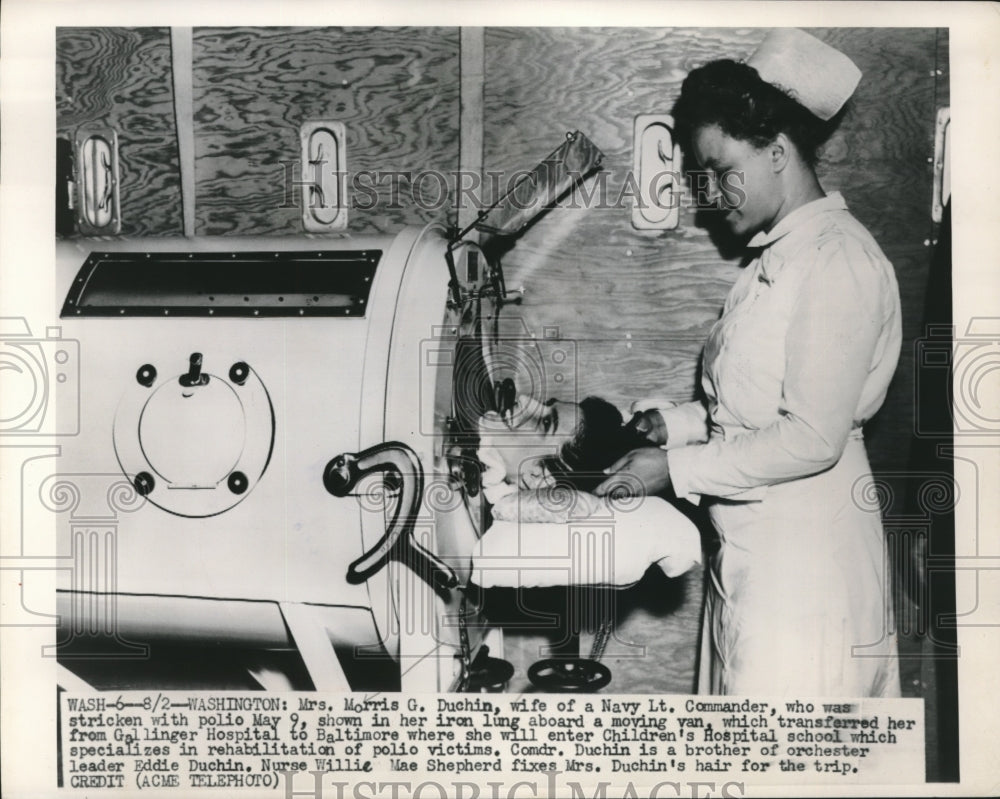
[300,120,348,232]
[56,137,76,236]
[75,128,122,235]
[632,114,680,231]
[932,107,950,224]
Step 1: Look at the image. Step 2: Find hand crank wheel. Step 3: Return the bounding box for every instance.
[527,658,611,692]
[466,655,516,692]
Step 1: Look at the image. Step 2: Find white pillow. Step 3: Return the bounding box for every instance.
[470,495,701,589]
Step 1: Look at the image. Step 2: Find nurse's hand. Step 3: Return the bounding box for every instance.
[593,447,671,498]
[632,409,667,445]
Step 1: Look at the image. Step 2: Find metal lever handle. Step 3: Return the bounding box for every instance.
[98,150,114,211]
[179,352,210,388]
[323,442,460,592]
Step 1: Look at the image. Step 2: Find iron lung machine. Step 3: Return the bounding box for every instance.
[50,225,513,692]
[51,132,606,693]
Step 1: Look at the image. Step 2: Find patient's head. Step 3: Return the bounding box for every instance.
[479,395,653,493]
[546,396,655,492]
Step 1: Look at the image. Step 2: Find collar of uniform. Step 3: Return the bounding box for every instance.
[748,192,847,285]
[747,191,847,250]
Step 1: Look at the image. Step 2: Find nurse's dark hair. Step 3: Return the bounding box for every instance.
[672,59,838,166]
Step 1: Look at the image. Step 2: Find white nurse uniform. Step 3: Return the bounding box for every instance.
[662,192,903,697]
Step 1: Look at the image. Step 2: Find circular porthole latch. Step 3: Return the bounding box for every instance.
[227,471,248,495]
[133,472,155,497]
[136,364,156,387]
[229,361,250,386]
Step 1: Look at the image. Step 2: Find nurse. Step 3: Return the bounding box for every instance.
[596,29,902,697]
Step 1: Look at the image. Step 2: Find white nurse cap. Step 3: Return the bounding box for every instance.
[746,28,862,121]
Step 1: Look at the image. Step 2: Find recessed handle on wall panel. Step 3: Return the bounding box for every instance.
[932,107,950,224]
[632,115,680,231]
[75,128,122,235]
[300,121,347,231]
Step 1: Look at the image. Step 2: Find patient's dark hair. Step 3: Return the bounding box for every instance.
[671,59,837,166]
[543,396,655,493]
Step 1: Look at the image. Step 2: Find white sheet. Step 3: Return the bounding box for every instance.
[470,496,702,589]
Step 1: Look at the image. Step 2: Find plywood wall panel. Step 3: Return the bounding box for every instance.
[935,29,950,108]
[192,27,460,236]
[483,27,758,414]
[572,339,707,410]
[56,27,183,237]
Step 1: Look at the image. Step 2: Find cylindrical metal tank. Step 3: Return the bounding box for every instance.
[49,225,496,692]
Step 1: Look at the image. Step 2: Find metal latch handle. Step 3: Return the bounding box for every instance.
[323,442,460,592]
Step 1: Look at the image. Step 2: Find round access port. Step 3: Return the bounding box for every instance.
[139,379,245,488]
[114,357,274,517]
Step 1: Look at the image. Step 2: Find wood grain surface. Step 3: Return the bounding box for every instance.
[483,27,760,416]
[56,27,183,237]
[191,27,460,236]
